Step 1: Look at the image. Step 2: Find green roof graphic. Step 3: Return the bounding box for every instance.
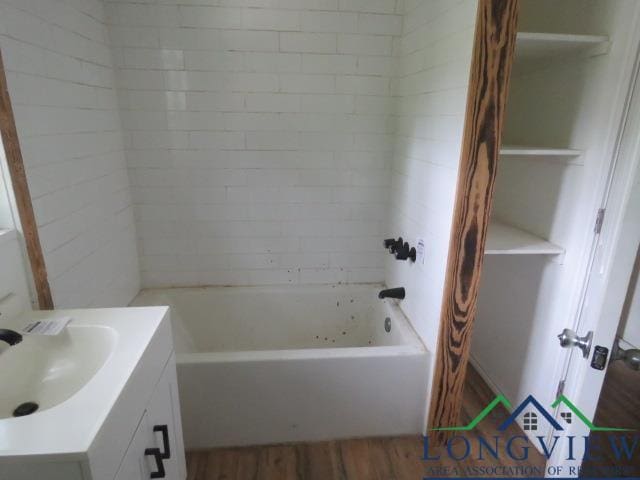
[552,395,632,432]
[432,394,634,432]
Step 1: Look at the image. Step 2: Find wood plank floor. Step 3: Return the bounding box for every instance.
[581,361,640,477]
[186,366,546,479]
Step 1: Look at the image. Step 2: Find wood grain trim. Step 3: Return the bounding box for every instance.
[427,0,519,442]
[0,50,54,309]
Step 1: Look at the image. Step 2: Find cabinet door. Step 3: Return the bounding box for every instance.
[146,356,187,480]
[114,357,186,480]
[114,412,155,480]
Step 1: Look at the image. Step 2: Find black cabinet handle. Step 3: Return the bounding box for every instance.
[145,448,166,479]
[154,425,171,460]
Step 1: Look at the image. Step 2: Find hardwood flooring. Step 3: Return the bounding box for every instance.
[186,366,546,479]
[581,361,640,477]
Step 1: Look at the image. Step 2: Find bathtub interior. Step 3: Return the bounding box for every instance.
[131,284,422,354]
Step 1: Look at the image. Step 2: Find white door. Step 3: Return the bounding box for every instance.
[548,52,640,476]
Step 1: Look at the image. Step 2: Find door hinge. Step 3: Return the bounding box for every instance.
[556,379,565,399]
[594,208,606,234]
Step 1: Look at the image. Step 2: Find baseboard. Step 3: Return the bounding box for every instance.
[468,354,509,408]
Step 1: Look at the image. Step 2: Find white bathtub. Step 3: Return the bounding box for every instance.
[131,284,429,448]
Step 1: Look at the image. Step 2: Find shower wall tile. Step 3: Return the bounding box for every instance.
[106,0,402,287]
[0,0,140,308]
[386,0,479,425]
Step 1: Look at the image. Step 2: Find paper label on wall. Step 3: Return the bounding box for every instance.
[22,317,72,336]
[416,237,425,265]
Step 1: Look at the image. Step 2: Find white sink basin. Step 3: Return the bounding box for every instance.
[0,306,169,459]
[0,325,117,419]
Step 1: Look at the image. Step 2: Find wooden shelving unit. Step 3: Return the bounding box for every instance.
[515,32,610,63]
[484,220,564,256]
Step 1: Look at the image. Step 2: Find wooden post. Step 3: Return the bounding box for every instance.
[0,49,54,309]
[427,0,519,442]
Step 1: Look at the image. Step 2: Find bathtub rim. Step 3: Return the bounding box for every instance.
[176,343,426,364]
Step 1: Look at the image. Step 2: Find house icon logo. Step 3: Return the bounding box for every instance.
[498,395,563,431]
[432,394,632,432]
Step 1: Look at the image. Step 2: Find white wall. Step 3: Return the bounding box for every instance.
[0,0,140,308]
[617,166,640,349]
[386,0,479,425]
[106,0,402,288]
[0,231,31,316]
[0,145,31,311]
[0,130,34,311]
[0,152,13,228]
[621,268,640,348]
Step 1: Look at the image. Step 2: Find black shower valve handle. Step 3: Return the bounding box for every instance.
[389,237,403,254]
[383,238,396,249]
[395,242,410,260]
[395,242,417,262]
[384,237,416,262]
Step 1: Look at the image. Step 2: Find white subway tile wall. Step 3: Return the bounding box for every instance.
[0,0,479,363]
[107,0,402,287]
[0,0,140,308]
[386,0,478,405]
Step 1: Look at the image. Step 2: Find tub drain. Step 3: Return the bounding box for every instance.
[13,402,39,417]
[384,317,391,333]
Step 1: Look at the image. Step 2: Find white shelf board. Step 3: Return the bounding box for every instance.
[500,145,581,157]
[515,32,610,63]
[500,145,583,164]
[485,221,564,255]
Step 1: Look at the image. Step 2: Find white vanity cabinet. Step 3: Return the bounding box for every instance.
[0,307,186,480]
[85,314,187,480]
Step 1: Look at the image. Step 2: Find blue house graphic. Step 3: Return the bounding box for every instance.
[498,395,563,432]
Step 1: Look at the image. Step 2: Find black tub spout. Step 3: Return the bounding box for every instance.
[378,288,405,300]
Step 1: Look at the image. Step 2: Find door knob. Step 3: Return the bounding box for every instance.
[558,328,593,358]
[611,340,640,371]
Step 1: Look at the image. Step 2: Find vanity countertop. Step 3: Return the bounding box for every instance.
[0,306,170,462]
